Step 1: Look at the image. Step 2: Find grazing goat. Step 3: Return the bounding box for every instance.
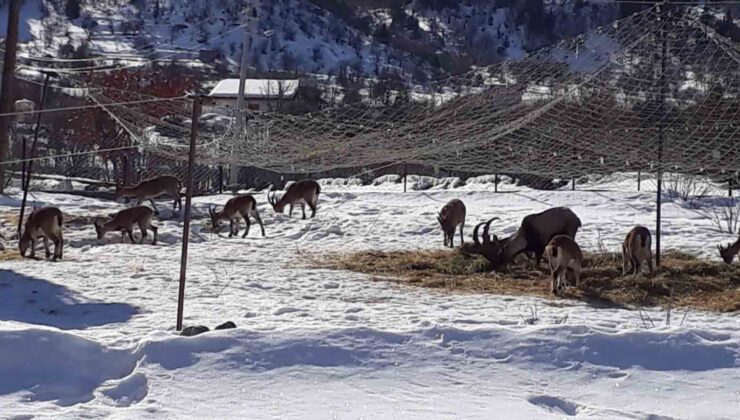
[436,199,466,248]
[268,180,320,219]
[718,235,740,264]
[209,195,265,238]
[463,207,581,270]
[622,226,654,277]
[116,175,181,213]
[545,235,583,295]
[94,206,158,244]
[19,206,64,260]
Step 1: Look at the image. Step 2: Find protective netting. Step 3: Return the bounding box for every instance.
[31,3,738,193]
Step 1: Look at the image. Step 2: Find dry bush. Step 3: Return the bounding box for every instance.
[316,249,740,312]
[707,197,740,234]
[663,173,713,205]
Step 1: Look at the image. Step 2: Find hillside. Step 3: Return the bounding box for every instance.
[2,0,629,83]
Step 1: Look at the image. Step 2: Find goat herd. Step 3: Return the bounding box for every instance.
[17,175,320,260]
[436,195,740,295]
[14,175,740,295]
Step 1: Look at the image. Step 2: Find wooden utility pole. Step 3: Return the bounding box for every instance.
[176,95,203,331]
[0,0,22,194]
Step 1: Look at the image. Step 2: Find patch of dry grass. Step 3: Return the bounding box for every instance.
[316,249,740,312]
[0,249,24,261]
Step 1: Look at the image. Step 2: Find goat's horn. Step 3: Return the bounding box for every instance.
[473,221,487,247]
[482,217,499,245]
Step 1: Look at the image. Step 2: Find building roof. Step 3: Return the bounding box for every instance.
[208,79,300,99]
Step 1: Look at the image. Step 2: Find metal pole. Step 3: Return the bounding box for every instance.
[17,72,52,236]
[218,166,224,193]
[0,0,22,194]
[176,95,202,331]
[403,163,407,193]
[572,176,576,191]
[494,173,499,193]
[655,11,668,268]
[637,170,641,191]
[729,177,733,198]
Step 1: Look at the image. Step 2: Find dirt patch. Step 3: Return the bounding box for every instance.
[315,249,740,312]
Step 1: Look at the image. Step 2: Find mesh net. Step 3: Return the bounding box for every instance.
[170,5,737,182]
[5,4,739,194]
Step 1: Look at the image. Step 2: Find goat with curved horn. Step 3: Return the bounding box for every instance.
[463,208,581,270]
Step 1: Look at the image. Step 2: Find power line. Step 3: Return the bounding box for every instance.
[0,95,188,118]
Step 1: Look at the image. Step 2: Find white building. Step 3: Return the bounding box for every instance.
[208,78,300,112]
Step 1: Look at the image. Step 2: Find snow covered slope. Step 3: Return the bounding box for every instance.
[0,173,738,418]
[2,0,625,82]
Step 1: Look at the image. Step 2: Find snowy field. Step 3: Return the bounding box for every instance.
[0,174,738,419]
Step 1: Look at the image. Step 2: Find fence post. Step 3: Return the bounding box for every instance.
[218,165,223,194]
[176,95,202,331]
[17,71,53,236]
[403,163,407,193]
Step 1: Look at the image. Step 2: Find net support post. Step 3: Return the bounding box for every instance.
[403,163,407,193]
[176,95,203,331]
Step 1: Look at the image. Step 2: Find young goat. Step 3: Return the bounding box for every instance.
[622,226,653,278]
[545,234,583,295]
[436,199,465,248]
[718,235,740,264]
[115,175,181,213]
[268,180,321,219]
[19,206,64,260]
[209,195,265,238]
[94,206,158,244]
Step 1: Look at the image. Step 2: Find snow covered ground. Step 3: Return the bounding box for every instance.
[0,173,738,419]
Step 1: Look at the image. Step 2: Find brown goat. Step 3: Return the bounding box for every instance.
[436,199,466,248]
[209,195,265,238]
[622,226,654,278]
[19,206,64,260]
[463,207,581,270]
[718,235,740,264]
[94,206,158,244]
[545,235,583,295]
[268,180,321,219]
[116,175,182,213]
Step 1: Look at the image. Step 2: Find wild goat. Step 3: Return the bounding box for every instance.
[622,226,654,277]
[545,235,583,295]
[19,206,64,260]
[94,206,158,245]
[116,175,181,213]
[209,195,265,238]
[268,180,320,219]
[463,207,581,270]
[436,199,466,248]
[718,235,740,264]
